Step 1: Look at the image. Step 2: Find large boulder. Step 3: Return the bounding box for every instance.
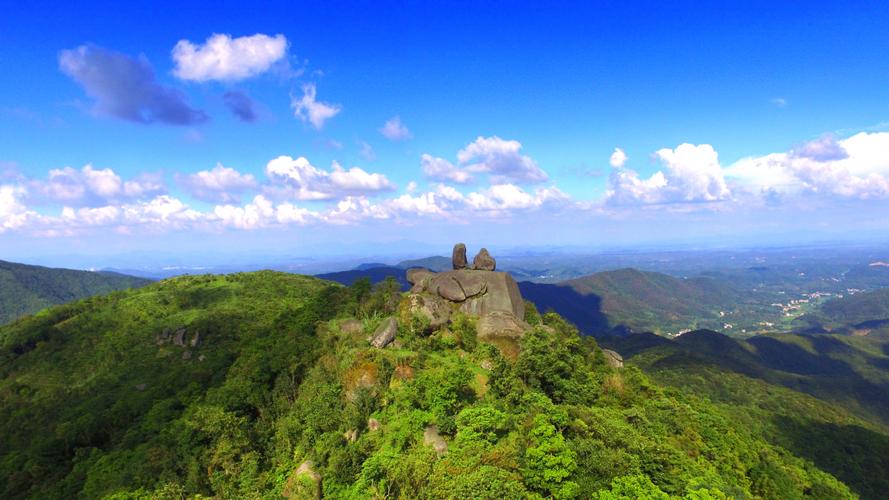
[406,267,433,286]
[403,292,451,332]
[472,248,496,271]
[406,268,529,343]
[452,243,468,269]
[370,317,398,348]
[602,349,624,368]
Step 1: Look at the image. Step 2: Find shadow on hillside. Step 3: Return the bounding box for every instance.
[747,337,855,376]
[773,416,889,499]
[517,281,614,336]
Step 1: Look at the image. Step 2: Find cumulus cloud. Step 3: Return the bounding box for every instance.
[458,136,548,183]
[291,84,341,129]
[0,184,34,233]
[223,90,258,122]
[54,195,204,233]
[213,195,317,229]
[33,164,165,206]
[264,155,394,200]
[609,148,628,168]
[420,136,547,185]
[59,45,207,125]
[607,143,730,205]
[421,154,473,184]
[172,33,288,82]
[726,132,889,200]
[177,164,257,203]
[379,116,412,141]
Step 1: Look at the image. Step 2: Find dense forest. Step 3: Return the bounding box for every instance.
[0,260,150,324]
[2,272,887,498]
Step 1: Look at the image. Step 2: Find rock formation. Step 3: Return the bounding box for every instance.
[452,243,468,269]
[472,247,496,271]
[602,349,624,368]
[370,317,397,348]
[404,245,530,346]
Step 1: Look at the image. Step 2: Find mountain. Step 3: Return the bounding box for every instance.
[796,288,889,335]
[604,330,889,499]
[0,271,878,498]
[518,268,740,336]
[606,328,889,424]
[316,266,410,290]
[0,260,151,325]
[396,255,451,272]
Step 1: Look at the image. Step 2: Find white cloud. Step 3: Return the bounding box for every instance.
[172,33,288,82]
[421,154,473,184]
[0,184,35,233]
[264,155,394,200]
[34,164,164,206]
[607,143,730,205]
[726,132,889,200]
[609,148,628,168]
[457,136,548,183]
[420,136,548,185]
[379,116,412,141]
[212,195,317,229]
[291,83,341,129]
[406,181,418,193]
[177,164,257,203]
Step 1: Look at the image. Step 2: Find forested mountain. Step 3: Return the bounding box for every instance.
[796,288,889,335]
[602,329,889,497]
[0,271,884,498]
[0,260,151,325]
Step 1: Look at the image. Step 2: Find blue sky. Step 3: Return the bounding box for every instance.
[2,1,889,264]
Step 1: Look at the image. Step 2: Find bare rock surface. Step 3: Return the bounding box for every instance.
[370,317,397,348]
[472,248,496,271]
[452,243,468,269]
[405,247,530,344]
[603,349,624,368]
[423,425,448,455]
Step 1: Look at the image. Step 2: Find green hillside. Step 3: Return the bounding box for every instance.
[0,272,879,498]
[796,288,889,334]
[0,260,151,325]
[559,268,740,334]
[604,329,889,498]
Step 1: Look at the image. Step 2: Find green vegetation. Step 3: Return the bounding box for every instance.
[0,259,150,325]
[558,268,740,334]
[0,272,884,498]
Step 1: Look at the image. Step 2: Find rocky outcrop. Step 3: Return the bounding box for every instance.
[472,248,496,271]
[404,246,530,346]
[423,425,448,455]
[602,349,624,368]
[370,317,398,348]
[452,243,468,269]
[284,460,321,499]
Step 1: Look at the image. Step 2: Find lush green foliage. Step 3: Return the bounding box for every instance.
[0,259,150,325]
[0,272,879,498]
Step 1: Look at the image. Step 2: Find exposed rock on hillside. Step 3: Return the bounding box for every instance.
[405,246,529,346]
[602,349,624,368]
[370,317,398,348]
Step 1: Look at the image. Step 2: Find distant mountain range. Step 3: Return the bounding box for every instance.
[0,260,151,325]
